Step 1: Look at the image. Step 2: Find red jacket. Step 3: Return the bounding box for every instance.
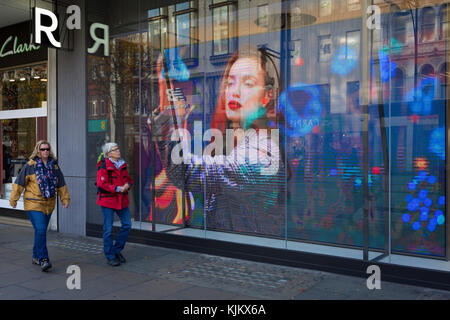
[96,157,133,210]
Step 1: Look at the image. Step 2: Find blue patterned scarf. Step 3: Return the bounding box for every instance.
[35,157,58,199]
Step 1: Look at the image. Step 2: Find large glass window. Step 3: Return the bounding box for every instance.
[0,63,47,111]
[86,0,449,265]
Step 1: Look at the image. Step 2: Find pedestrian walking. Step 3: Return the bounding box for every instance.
[9,140,70,272]
[96,142,133,266]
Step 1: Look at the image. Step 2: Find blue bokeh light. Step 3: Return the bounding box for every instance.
[427,175,437,184]
[427,223,436,232]
[407,198,420,212]
[417,170,428,181]
[402,213,411,223]
[162,47,190,82]
[423,198,432,207]
[420,211,429,221]
[405,194,413,203]
[330,168,338,176]
[372,51,397,83]
[405,77,436,115]
[277,83,323,137]
[412,221,421,231]
[331,46,358,76]
[428,127,445,160]
[418,189,428,200]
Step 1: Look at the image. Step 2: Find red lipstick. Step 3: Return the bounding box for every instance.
[228,100,242,110]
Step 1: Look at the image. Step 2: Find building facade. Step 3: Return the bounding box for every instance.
[1,0,449,289]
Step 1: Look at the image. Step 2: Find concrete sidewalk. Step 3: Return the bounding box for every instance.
[1,221,450,300]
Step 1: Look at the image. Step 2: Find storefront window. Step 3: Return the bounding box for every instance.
[0,117,47,200]
[0,63,48,202]
[86,0,448,262]
[0,63,47,111]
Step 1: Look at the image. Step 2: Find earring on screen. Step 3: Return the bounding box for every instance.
[261,97,270,106]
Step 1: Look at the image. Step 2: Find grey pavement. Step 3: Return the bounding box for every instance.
[1,221,450,300]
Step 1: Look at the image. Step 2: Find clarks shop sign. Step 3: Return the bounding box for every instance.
[0,21,47,69]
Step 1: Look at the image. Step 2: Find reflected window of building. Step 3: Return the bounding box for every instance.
[148,7,168,62]
[91,64,97,80]
[346,30,360,58]
[392,11,409,46]
[319,0,332,17]
[346,81,360,112]
[211,0,237,56]
[347,0,360,11]
[420,7,435,42]
[439,63,447,99]
[90,96,98,117]
[420,64,435,97]
[391,68,404,102]
[439,4,449,40]
[291,39,302,66]
[100,97,106,115]
[257,4,268,28]
[319,34,332,62]
[174,1,198,60]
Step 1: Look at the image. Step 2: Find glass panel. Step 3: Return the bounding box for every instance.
[86,1,141,228]
[0,63,47,110]
[85,0,448,264]
[1,117,46,200]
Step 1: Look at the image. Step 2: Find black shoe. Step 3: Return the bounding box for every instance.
[40,258,52,272]
[107,257,121,266]
[115,253,126,263]
[32,258,39,265]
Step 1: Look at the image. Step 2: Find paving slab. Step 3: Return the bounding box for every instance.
[1,222,450,301]
[0,285,42,300]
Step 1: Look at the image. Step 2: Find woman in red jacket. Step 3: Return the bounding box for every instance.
[97,142,133,266]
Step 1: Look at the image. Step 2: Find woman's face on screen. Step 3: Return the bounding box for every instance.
[225,57,269,129]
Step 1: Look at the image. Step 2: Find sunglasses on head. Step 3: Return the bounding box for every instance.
[40,148,50,151]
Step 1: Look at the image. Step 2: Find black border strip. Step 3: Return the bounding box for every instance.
[87,223,450,291]
[0,208,28,220]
